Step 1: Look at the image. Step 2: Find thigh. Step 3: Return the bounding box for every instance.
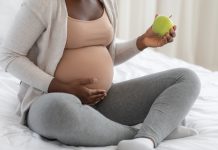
[94,68,184,126]
[27,92,137,146]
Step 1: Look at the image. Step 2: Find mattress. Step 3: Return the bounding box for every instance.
[0,49,218,150]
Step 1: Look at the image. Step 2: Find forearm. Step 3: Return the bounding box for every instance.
[114,37,145,66]
[48,77,67,93]
[0,51,54,92]
[0,1,53,92]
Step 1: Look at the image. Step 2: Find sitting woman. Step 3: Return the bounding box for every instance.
[0,0,201,150]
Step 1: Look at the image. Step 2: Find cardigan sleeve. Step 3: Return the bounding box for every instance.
[0,2,54,93]
[113,37,142,66]
[111,0,143,66]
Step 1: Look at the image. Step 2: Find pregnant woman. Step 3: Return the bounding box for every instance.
[0,0,201,150]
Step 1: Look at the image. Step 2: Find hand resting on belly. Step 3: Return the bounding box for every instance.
[48,77,107,105]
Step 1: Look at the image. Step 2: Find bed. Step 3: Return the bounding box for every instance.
[1,1,218,150]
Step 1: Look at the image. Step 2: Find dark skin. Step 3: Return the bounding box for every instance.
[48,0,177,106]
[65,0,104,21]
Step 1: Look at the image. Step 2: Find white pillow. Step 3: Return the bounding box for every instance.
[0,0,22,45]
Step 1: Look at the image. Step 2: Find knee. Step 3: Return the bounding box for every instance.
[27,93,82,136]
[175,68,201,97]
[29,93,81,118]
[176,68,201,85]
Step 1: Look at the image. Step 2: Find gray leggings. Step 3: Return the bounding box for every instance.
[26,68,200,147]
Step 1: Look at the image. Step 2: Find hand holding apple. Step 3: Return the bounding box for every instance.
[152,15,175,36]
[136,15,177,51]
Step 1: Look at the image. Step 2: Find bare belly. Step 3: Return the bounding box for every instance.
[54,46,114,91]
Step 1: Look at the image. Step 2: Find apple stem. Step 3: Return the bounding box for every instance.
[169,15,173,18]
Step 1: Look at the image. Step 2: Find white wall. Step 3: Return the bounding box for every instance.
[117,0,218,71]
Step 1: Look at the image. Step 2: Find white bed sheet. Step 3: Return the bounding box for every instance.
[0,49,218,150]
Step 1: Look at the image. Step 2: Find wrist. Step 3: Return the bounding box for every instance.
[48,78,67,93]
[136,36,147,51]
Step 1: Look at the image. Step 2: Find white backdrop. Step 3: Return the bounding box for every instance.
[117,0,218,71]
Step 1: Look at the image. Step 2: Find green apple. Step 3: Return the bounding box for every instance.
[152,15,175,36]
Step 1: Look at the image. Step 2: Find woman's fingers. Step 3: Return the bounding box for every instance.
[157,36,168,47]
[173,25,177,31]
[170,28,176,37]
[168,38,174,43]
[156,32,174,47]
[165,28,176,43]
[164,32,173,43]
[88,94,106,105]
[89,93,105,101]
[163,36,168,45]
[166,33,171,40]
[89,89,107,96]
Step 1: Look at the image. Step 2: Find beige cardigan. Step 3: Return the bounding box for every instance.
[0,0,142,125]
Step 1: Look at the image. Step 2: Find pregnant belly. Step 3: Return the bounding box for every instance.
[54,46,114,91]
